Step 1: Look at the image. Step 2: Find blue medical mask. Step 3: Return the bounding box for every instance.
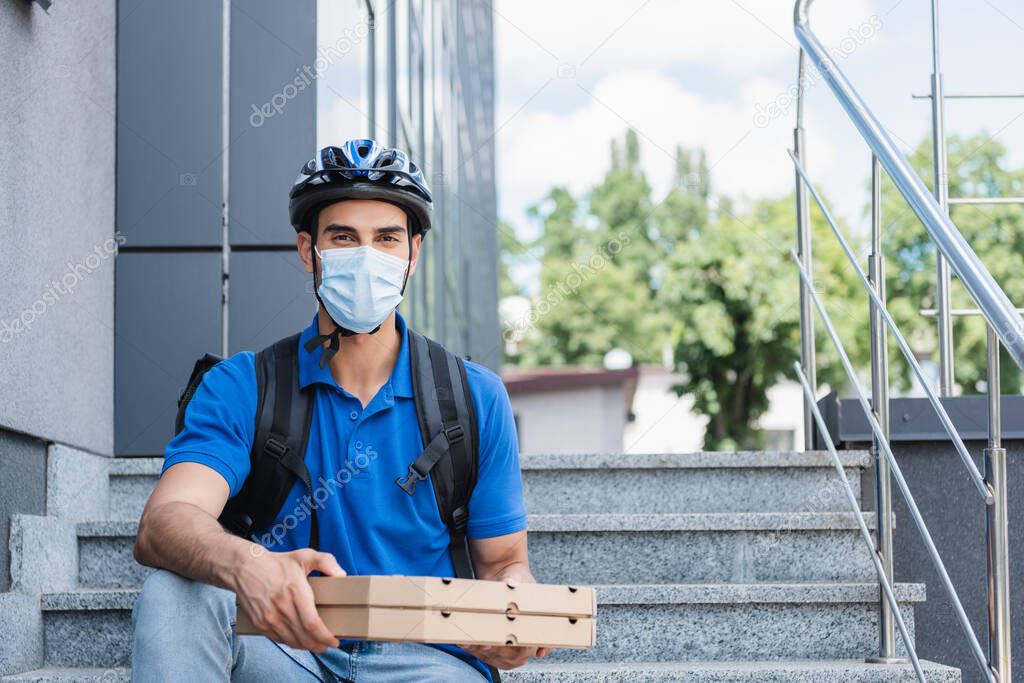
[315,245,410,333]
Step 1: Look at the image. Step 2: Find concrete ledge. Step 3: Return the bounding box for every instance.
[9,516,77,594]
[40,582,925,611]
[505,659,960,682]
[520,451,871,470]
[3,669,128,683]
[593,583,926,605]
[119,452,872,473]
[46,445,109,521]
[0,592,42,676]
[107,459,160,477]
[80,513,877,537]
[528,512,876,532]
[41,589,136,612]
[76,521,137,538]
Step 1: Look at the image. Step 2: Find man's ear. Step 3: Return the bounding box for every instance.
[407,233,423,277]
[297,230,314,275]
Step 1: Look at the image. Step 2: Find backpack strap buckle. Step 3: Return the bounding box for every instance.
[264,436,289,460]
[443,423,465,445]
[451,505,469,534]
[396,462,428,495]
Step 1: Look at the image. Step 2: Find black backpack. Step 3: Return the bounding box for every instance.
[174,328,481,580]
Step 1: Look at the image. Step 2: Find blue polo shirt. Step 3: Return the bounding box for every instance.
[163,311,527,680]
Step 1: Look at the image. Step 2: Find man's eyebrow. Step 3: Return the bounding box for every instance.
[321,224,406,234]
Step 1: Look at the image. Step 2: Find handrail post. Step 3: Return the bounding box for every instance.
[795,48,817,450]
[985,325,1011,682]
[866,153,900,663]
[930,0,955,396]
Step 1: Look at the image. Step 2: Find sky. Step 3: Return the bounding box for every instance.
[493,0,1024,267]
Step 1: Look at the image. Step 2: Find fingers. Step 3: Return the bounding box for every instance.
[294,548,346,577]
[245,552,343,652]
[458,643,536,670]
[292,575,340,651]
[251,599,305,650]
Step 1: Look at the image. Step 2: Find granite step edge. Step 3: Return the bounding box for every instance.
[78,512,880,538]
[40,582,927,612]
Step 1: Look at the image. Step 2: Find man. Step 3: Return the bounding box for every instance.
[131,139,545,681]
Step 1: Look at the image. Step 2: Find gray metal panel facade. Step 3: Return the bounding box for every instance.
[115,253,222,456]
[110,0,499,454]
[116,0,224,247]
[229,0,318,246]
[228,251,317,353]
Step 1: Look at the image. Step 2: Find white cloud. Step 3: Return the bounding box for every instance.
[495,0,877,94]
[494,0,888,239]
[495,68,844,228]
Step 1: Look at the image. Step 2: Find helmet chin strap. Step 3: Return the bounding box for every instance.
[302,222,413,369]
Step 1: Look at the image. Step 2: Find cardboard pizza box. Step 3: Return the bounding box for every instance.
[236,575,597,648]
[308,575,596,618]
[238,605,595,649]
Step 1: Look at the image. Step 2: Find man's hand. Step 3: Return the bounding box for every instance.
[457,572,553,670]
[232,547,345,653]
[459,643,550,671]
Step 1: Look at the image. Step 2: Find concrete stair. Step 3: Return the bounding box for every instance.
[3,451,962,681]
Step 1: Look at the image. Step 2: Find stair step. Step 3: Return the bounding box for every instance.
[2,659,961,683]
[521,451,869,514]
[38,583,922,668]
[77,521,150,589]
[2,669,129,683]
[527,511,876,584]
[104,451,872,519]
[503,659,960,682]
[76,513,878,588]
[107,458,161,521]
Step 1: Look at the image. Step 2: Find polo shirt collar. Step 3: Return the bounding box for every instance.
[298,310,415,398]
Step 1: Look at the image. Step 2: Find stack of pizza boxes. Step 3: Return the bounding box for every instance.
[238,575,597,649]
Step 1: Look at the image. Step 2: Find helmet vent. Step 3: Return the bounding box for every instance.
[357,145,370,156]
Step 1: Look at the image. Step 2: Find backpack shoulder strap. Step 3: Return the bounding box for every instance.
[398,329,480,579]
[218,333,319,549]
[175,353,225,435]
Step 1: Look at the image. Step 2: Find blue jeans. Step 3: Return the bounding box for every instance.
[131,569,488,682]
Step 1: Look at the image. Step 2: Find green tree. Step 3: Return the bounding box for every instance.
[589,129,658,287]
[510,183,662,367]
[509,131,667,367]
[498,219,528,299]
[882,134,1024,394]
[502,131,869,450]
[657,148,867,450]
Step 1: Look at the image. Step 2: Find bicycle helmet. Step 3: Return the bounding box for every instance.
[289,139,433,237]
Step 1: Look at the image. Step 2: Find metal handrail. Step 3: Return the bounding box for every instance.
[792,239,994,683]
[793,361,924,681]
[792,1,1014,680]
[788,150,991,504]
[793,0,1024,367]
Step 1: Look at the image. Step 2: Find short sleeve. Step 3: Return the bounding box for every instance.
[162,352,258,498]
[464,361,528,539]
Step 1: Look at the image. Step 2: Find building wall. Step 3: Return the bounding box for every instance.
[0,0,117,588]
[0,0,496,584]
[0,0,116,455]
[509,386,628,455]
[114,0,501,456]
[624,369,705,454]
